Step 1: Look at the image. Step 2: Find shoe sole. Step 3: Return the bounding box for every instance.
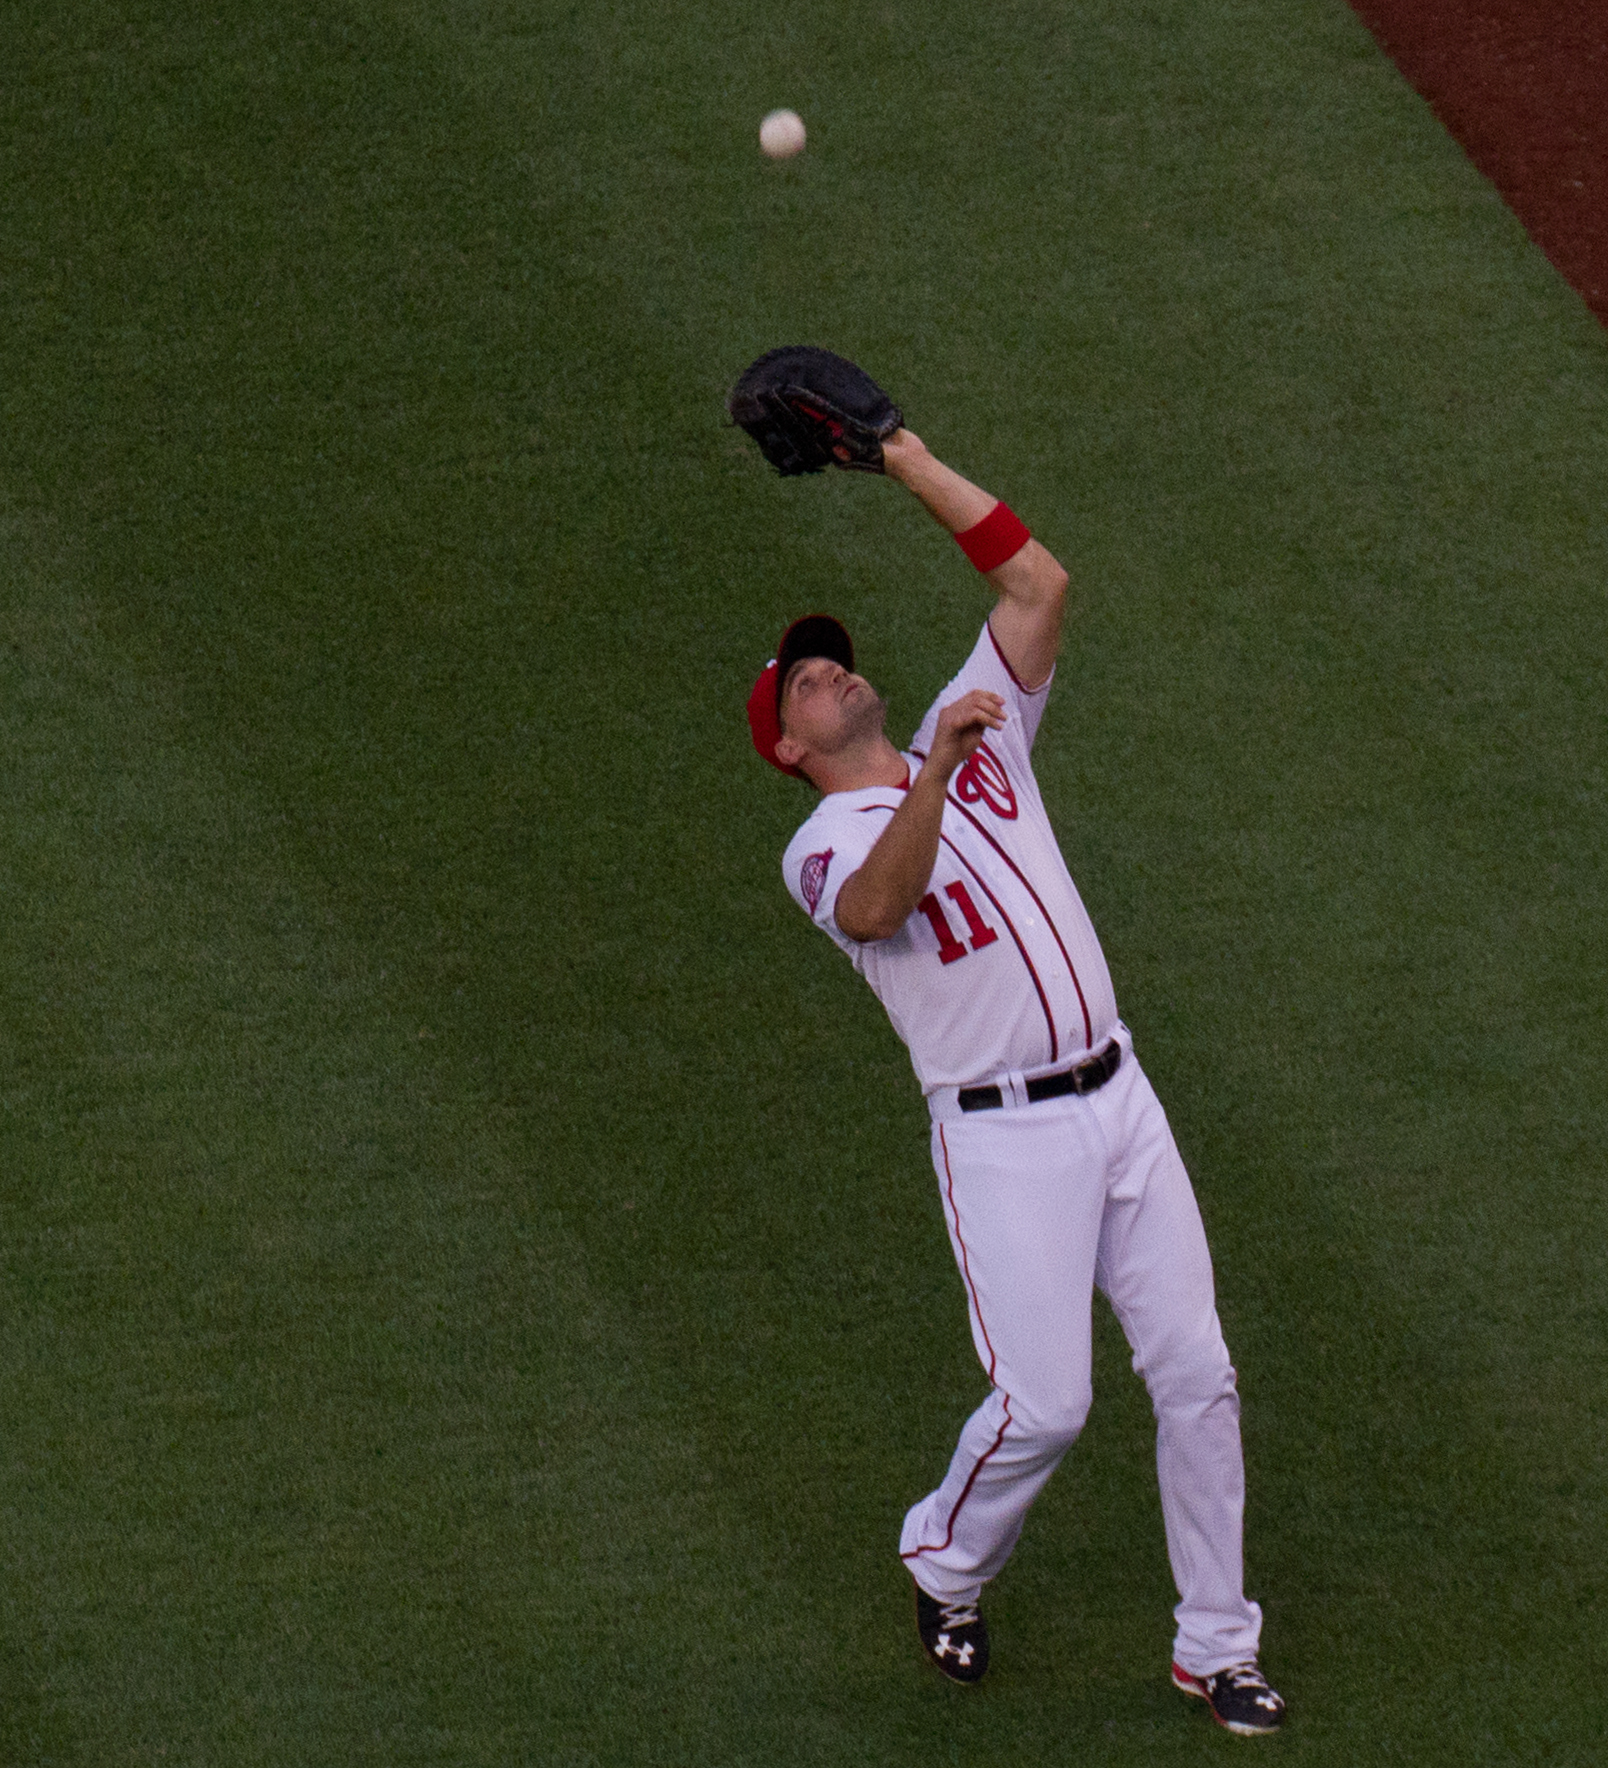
[1171,1663,1283,1737]
[918,1639,987,1686]
[923,1656,986,1686]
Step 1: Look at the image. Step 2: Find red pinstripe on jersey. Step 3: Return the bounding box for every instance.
[942,794,1093,1050]
[849,792,1064,1060]
[938,833,1058,1063]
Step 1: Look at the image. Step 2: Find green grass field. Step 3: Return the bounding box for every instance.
[3,1,1606,1761]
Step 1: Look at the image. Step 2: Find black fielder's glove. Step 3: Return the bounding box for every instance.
[726,345,904,476]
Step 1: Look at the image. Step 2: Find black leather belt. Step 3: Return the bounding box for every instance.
[957,1040,1122,1113]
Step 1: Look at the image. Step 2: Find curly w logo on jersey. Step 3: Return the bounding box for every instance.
[956,743,1017,820]
[800,848,834,914]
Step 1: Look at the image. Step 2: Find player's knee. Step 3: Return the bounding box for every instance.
[1139,1335,1239,1419]
[1013,1385,1093,1449]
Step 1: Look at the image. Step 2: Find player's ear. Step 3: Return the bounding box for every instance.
[774,732,806,769]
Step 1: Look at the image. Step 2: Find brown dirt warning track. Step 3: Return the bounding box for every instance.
[1350,0,1608,323]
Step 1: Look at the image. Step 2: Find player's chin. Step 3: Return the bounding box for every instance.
[842,686,887,740]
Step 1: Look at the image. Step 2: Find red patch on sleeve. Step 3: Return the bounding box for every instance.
[800,848,834,915]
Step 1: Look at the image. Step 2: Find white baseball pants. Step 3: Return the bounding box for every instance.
[900,1030,1263,1677]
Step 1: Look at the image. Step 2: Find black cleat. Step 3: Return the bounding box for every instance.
[914,1586,990,1684]
[1172,1660,1286,1736]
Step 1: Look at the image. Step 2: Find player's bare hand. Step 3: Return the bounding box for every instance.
[927,690,1006,778]
[879,428,929,480]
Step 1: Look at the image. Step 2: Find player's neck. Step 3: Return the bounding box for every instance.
[811,735,909,796]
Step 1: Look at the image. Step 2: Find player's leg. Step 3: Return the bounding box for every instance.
[900,1104,1106,1601]
[1089,1052,1264,1678]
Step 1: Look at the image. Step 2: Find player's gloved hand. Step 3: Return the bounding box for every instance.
[927,690,1006,781]
[727,346,905,476]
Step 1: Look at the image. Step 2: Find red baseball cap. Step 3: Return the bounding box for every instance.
[747,614,855,777]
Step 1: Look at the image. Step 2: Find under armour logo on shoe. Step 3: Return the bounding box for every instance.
[914,1585,990,1683]
[1177,1660,1286,1735]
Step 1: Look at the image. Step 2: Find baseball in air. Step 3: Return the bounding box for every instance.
[759,109,807,159]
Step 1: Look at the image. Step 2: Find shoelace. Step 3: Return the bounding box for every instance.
[1214,1664,1273,1692]
[937,1600,980,1629]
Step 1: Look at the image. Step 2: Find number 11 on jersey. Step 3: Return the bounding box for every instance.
[916,881,999,965]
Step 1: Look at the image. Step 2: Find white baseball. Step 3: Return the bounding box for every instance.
[759,109,806,160]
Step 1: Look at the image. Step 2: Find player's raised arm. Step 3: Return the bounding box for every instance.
[881,430,1069,690]
[834,688,1007,942]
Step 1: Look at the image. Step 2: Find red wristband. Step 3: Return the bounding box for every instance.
[954,502,1030,573]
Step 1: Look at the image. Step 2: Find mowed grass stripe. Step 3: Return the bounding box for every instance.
[1,0,1606,1761]
[0,515,802,1762]
[0,10,842,1764]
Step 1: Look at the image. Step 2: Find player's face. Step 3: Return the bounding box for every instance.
[780,654,886,757]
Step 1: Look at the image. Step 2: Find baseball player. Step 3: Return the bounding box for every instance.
[732,350,1285,1736]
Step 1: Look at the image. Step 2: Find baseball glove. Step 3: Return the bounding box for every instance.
[727,346,904,476]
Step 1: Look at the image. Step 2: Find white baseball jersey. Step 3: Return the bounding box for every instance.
[782,620,1120,1093]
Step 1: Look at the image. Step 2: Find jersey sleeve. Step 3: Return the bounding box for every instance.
[909,618,1054,767]
[782,797,900,948]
